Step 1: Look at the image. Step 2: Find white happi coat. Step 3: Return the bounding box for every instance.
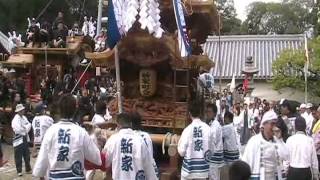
[242,133,289,180]
[32,115,54,144]
[11,114,31,146]
[178,118,212,179]
[91,114,106,126]
[104,128,157,180]
[33,121,101,180]
[208,119,223,167]
[135,130,159,178]
[222,123,240,164]
[12,114,31,136]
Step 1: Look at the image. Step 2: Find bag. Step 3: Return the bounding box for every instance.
[13,135,23,147]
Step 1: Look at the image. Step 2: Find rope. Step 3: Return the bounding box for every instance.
[45,45,48,78]
[71,60,92,94]
[36,0,55,21]
[162,132,172,155]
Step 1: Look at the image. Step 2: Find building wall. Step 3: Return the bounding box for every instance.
[214,79,320,103]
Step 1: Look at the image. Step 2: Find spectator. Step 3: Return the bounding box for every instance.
[11,104,32,177]
[286,116,319,180]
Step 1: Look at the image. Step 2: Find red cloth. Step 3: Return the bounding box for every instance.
[84,152,108,171]
[243,78,249,93]
[77,71,93,88]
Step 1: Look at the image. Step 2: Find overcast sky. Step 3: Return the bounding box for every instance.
[234,0,282,21]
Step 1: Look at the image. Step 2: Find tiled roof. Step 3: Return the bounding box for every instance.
[202,34,305,79]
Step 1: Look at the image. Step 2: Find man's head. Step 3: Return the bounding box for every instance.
[306,103,313,114]
[188,101,202,119]
[59,94,76,119]
[311,106,319,120]
[260,111,278,140]
[206,103,218,121]
[295,116,306,132]
[117,113,132,129]
[299,103,307,114]
[15,104,25,116]
[229,160,251,180]
[14,93,21,102]
[313,106,320,120]
[280,100,292,116]
[224,111,234,125]
[35,103,47,115]
[131,112,142,130]
[95,100,106,115]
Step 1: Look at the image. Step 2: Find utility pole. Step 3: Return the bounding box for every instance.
[96,0,103,36]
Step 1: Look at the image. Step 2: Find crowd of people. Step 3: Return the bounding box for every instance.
[1,66,320,180]
[1,88,319,180]
[8,12,108,53]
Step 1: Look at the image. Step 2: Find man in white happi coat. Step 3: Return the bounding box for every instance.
[33,94,101,180]
[222,111,240,165]
[206,103,223,180]
[91,100,107,126]
[242,110,289,180]
[305,103,315,134]
[104,113,157,180]
[178,101,212,180]
[11,104,32,176]
[131,112,159,178]
[31,103,54,156]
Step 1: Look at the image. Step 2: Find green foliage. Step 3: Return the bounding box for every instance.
[216,0,243,35]
[242,1,310,34]
[272,37,320,97]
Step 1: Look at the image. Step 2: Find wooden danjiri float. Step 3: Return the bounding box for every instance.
[85,0,218,179]
[0,0,218,179]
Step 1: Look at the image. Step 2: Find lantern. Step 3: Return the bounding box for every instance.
[139,69,157,97]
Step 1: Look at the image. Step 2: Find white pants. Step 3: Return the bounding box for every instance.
[209,167,221,180]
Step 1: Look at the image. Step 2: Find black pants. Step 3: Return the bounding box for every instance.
[14,136,31,173]
[287,166,312,180]
[0,141,2,159]
[318,155,320,172]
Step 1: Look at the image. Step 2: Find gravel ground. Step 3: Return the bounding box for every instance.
[0,143,105,180]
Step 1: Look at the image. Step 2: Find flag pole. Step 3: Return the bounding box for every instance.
[304,34,309,103]
[115,45,122,113]
[218,13,222,93]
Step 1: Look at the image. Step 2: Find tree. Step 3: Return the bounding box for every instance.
[272,36,320,97]
[216,0,242,35]
[242,2,310,34]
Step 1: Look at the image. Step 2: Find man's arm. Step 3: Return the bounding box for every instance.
[311,140,319,179]
[177,128,189,157]
[83,129,102,166]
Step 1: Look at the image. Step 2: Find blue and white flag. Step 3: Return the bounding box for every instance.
[173,0,192,57]
[107,0,122,49]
